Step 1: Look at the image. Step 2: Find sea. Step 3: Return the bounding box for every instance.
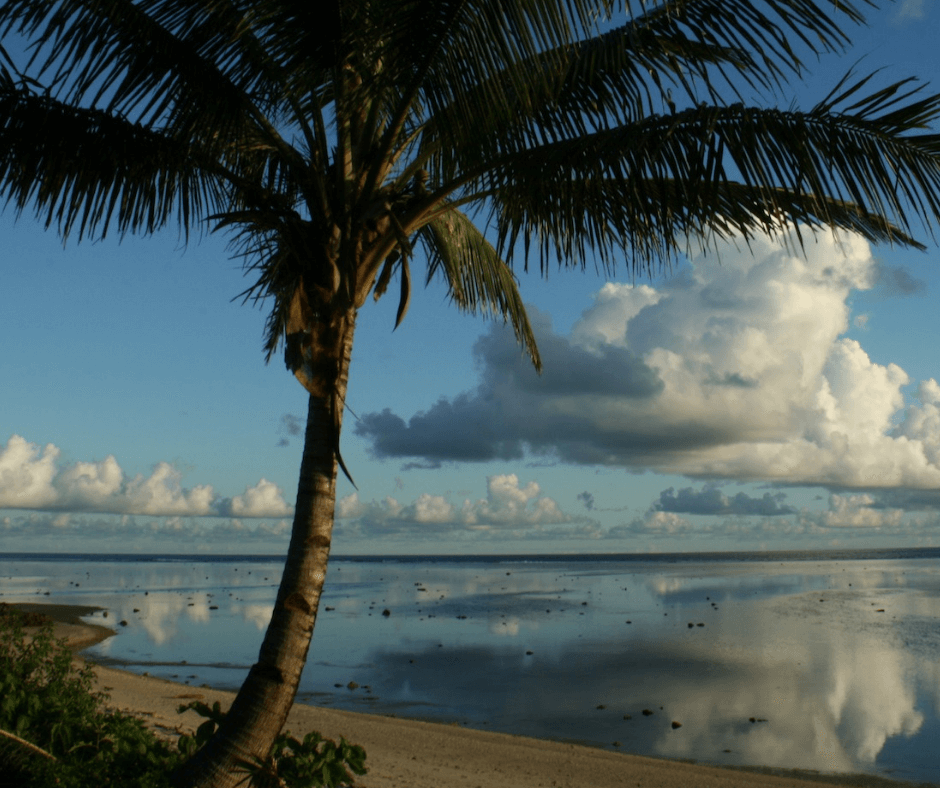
[3,548,940,784]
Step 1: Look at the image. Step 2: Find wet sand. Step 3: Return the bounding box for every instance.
[12,602,933,788]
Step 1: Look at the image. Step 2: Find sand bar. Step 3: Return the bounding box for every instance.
[10,602,932,788]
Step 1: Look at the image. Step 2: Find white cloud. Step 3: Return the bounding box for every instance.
[357,229,940,494]
[337,474,585,537]
[0,434,292,518]
[0,435,60,508]
[219,479,294,518]
[801,494,906,530]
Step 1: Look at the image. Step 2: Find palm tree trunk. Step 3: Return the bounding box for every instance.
[174,308,357,788]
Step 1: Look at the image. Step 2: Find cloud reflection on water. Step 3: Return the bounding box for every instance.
[5,556,939,783]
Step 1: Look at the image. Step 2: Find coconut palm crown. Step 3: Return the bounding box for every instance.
[3,1,940,786]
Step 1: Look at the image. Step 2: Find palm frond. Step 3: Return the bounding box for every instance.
[0,88,228,238]
[419,206,541,370]
[481,78,940,273]
[416,0,873,183]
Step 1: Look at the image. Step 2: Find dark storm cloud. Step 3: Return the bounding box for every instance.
[654,486,796,516]
[863,489,940,511]
[355,309,672,465]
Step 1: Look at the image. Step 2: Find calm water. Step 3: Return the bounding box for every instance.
[3,550,940,783]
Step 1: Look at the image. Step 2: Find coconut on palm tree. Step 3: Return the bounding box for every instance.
[3,1,940,785]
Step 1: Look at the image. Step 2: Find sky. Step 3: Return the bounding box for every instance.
[4,0,940,556]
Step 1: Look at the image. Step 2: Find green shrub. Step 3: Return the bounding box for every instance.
[178,700,367,788]
[0,613,177,788]
[0,613,367,787]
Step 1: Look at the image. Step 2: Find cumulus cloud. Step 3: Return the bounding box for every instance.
[355,308,663,463]
[356,230,940,493]
[0,434,292,518]
[336,473,592,538]
[218,479,293,518]
[800,494,906,530]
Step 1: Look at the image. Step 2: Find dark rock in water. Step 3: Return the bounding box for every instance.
[525,650,534,655]
[324,606,334,611]
[642,709,654,716]
[119,620,128,627]
[612,741,621,747]
[596,704,606,710]
[688,623,694,628]
[671,721,682,729]
[382,609,391,617]
[347,681,359,690]
[334,683,342,688]
[623,715,632,720]
[696,622,704,627]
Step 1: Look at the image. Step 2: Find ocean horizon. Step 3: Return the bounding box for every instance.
[3,548,940,783]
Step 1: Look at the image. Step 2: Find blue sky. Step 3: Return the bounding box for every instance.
[4,0,940,555]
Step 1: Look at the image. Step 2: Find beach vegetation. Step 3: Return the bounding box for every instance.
[0,615,366,788]
[3,1,940,786]
[178,700,367,788]
[0,615,177,787]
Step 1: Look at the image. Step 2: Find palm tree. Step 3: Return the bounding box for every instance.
[3,0,940,785]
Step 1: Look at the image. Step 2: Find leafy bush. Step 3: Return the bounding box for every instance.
[178,700,367,788]
[0,613,178,787]
[0,612,367,787]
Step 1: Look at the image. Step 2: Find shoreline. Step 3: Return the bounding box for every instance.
[11,601,935,788]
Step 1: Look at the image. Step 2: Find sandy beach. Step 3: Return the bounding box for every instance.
[13,601,932,788]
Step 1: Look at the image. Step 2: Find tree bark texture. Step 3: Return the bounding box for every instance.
[174,308,357,788]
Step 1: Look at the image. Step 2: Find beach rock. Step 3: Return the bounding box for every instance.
[596,704,606,710]
[347,681,359,690]
[382,609,391,617]
[623,715,632,720]
[671,721,682,729]
[119,620,128,627]
[642,709,654,716]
